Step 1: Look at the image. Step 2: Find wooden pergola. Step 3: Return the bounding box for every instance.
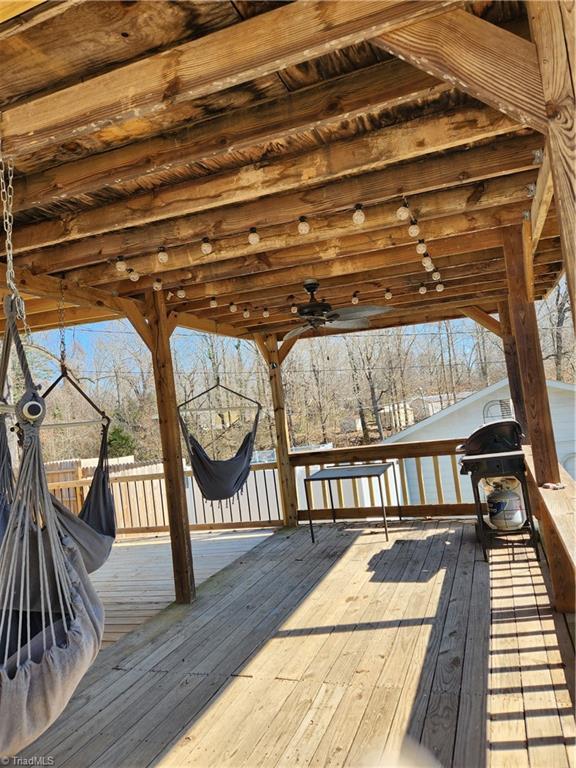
[0,0,573,607]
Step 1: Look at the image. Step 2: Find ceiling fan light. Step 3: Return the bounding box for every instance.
[408,222,420,238]
[418,285,427,295]
[209,297,218,308]
[297,216,310,235]
[436,283,445,292]
[248,227,260,245]
[157,247,169,264]
[115,256,127,273]
[201,237,213,255]
[396,205,410,221]
[352,203,366,225]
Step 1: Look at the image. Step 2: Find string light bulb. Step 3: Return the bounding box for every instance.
[201,237,213,255]
[408,222,420,238]
[432,270,441,281]
[115,256,127,273]
[166,291,174,300]
[352,203,366,225]
[424,262,435,272]
[176,288,186,299]
[152,278,163,292]
[128,268,140,282]
[157,246,169,264]
[248,227,260,245]
[242,307,250,319]
[262,308,270,318]
[384,289,393,300]
[435,283,445,292]
[209,297,218,308]
[416,241,428,255]
[418,285,427,295]
[351,292,359,305]
[229,302,237,313]
[396,204,410,221]
[421,255,433,268]
[290,303,298,314]
[297,216,310,235]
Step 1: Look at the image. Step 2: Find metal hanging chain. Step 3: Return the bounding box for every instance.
[58,278,66,368]
[0,139,29,331]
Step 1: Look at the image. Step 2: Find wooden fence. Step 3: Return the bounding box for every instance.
[48,462,282,533]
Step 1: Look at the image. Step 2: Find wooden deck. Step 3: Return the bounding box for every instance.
[23,520,575,768]
[92,529,274,645]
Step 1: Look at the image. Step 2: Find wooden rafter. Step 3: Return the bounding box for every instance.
[530,145,555,252]
[13,59,448,213]
[372,9,547,133]
[12,105,516,255]
[1,0,460,155]
[26,132,541,276]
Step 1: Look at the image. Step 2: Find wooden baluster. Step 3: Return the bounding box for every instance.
[415,457,426,504]
[433,455,444,504]
[399,459,409,505]
[451,454,463,504]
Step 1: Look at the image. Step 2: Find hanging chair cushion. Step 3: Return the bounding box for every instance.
[52,496,114,574]
[0,540,104,757]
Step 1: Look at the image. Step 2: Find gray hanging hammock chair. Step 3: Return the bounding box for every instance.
[0,318,116,574]
[179,380,261,501]
[0,298,105,757]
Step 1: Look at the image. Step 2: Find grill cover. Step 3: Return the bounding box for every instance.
[459,419,523,456]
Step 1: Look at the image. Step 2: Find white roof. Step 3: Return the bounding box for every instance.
[383,378,575,444]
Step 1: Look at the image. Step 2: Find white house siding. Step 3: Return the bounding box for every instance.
[384,380,576,506]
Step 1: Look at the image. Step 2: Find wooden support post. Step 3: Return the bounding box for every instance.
[502,225,561,485]
[260,335,298,527]
[498,300,529,437]
[134,290,195,603]
[528,1,576,325]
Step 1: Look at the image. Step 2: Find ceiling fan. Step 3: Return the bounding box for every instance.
[283,279,392,341]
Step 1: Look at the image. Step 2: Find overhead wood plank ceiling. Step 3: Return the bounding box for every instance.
[0,0,561,339]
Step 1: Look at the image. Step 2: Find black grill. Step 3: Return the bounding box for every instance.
[458,419,540,560]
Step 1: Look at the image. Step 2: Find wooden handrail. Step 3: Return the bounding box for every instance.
[524,447,575,613]
[289,438,466,466]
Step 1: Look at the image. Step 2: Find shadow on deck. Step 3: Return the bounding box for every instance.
[21,520,575,767]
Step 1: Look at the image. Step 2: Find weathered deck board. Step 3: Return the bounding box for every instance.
[92,528,274,645]
[21,520,575,768]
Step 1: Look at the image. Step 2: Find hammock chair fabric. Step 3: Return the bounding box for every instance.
[0,299,105,757]
[181,410,259,501]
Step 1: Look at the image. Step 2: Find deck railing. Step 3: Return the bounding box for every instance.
[48,462,282,533]
[288,438,478,520]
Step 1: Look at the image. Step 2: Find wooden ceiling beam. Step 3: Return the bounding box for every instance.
[25,131,539,276]
[2,0,460,156]
[166,310,248,339]
[13,58,448,213]
[246,276,555,339]
[195,249,561,321]
[530,147,554,253]
[0,1,80,39]
[212,260,560,330]
[372,9,547,133]
[12,105,517,255]
[0,306,118,334]
[60,133,544,285]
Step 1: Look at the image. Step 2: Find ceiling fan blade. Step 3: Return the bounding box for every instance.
[283,325,310,341]
[326,318,370,331]
[327,305,393,321]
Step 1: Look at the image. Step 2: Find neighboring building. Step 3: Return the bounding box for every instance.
[383,379,576,503]
[409,391,473,422]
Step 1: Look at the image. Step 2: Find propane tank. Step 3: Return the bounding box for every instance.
[486,478,526,531]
